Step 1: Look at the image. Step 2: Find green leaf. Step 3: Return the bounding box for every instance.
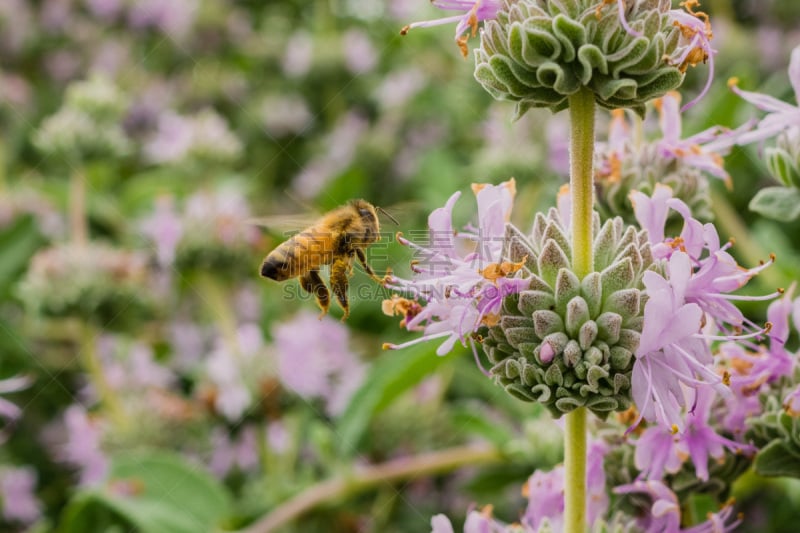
[749,187,800,222]
[0,215,44,298]
[754,440,800,478]
[450,406,513,447]
[336,342,451,455]
[766,147,800,188]
[60,451,230,533]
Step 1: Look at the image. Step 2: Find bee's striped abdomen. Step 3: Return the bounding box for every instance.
[260,237,298,281]
[260,227,334,281]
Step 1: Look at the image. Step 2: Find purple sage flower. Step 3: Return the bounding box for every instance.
[667,2,716,111]
[615,480,740,533]
[730,45,800,145]
[385,180,526,360]
[632,251,726,432]
[400,0,501,57]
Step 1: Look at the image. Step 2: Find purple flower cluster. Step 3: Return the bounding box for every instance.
[384,179,527,361]
[431,438,739,532]
[629,184,776,432]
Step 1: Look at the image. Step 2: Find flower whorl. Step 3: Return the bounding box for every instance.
[474,0,685,117]
[482,209,656,418]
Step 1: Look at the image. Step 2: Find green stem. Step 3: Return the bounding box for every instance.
[70,166,88,247]
[236,444,501,533]
[565,407,588,533]
[569,87,596,279]
[566,86,595,533]
[80,324,128,429]
[193,273,240,354]
[0,137,6,193]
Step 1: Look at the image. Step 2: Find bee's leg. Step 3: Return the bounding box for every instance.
[354,248,387,283]
[330,258,350,320]
[299,270,329,318]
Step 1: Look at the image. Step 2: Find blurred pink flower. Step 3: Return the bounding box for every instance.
[273,311,365,416]
[267,420,289,453]
[44,50,82,82]
[282,31,313,78]
[342,29,377,74]
[40,0,73,34]
[0,467,41,524]
[84,0,122,20]
[261,95,313,137]
[140,195,183,268]
[128,0,197,39]
[373,67,426,109]
[0,0,32,55]
[59,405,109,485]
[292,111,369,199]
[97,337,175,391]
[205,323,266,421]
[209,426,259,478]
[169,319,207,371]
[184,186,259,246]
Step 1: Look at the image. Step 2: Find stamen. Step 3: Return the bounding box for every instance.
[382,331,451,350]
[479,256,527,282]
[470,338,491,377]
[717,290,784,302]
[696,322,772,342]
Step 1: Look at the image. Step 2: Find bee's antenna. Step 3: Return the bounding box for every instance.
[377,206,400,225]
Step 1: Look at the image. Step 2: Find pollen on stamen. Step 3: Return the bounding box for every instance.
[671,424,680,435]
[594,0,615,20]
[457,36,469,58]
[400,25,410,36]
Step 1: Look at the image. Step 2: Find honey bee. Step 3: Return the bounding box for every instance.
[258,199,396,320]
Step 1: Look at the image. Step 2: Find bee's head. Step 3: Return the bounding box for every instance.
[350,199,380,241]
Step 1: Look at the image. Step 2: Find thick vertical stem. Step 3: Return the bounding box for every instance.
[70,167,88,246]
[565,407,587,532]
[565,86,595,533]
[568,87,596,279]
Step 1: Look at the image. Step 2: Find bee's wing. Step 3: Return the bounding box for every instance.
[246,214,321,235]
